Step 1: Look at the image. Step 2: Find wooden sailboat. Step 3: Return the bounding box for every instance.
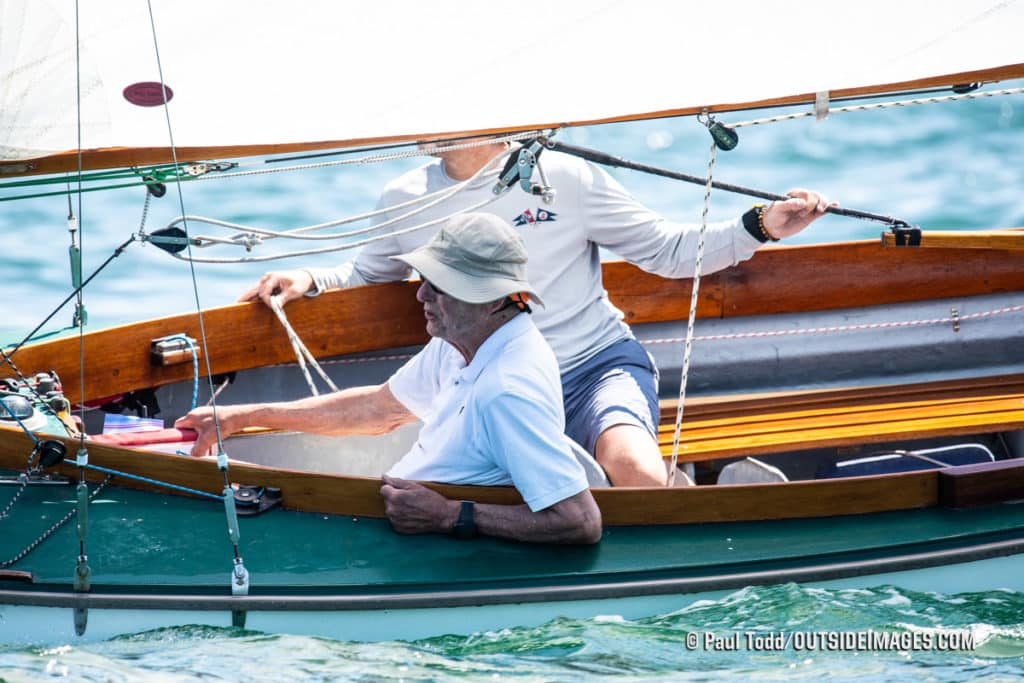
[2,0,1023,644]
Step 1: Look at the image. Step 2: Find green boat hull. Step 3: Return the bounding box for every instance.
[3,482,1023,644]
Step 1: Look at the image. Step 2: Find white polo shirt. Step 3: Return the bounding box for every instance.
[386,313,589,512]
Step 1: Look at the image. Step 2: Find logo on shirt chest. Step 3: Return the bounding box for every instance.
[512,208,558,227]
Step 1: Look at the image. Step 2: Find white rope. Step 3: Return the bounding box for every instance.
[666,138,717,486]
[169,144,514,263]
[729,87,1024,129]
[175,194,503,263]
[640,302,1024,345]
[269,295,339,396]
[165,141,517,244]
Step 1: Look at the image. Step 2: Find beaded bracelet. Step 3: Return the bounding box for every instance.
[741,203,780,243]
[755,203,780,242]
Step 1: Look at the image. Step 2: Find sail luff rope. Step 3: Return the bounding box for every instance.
[666,137,717,486]
[728,87,1024,128]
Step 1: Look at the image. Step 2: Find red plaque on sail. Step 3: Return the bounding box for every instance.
[123,82,174,107]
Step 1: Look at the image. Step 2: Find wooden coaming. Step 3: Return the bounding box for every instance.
[6,235,1023,405]
[2,373,1022,526]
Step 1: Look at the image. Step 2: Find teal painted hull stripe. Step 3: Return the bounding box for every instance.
[4,533,1022,612]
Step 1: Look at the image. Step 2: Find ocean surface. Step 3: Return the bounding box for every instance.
[2,85,1023,679]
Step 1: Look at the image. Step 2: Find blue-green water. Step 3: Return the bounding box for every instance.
[1,585,1023,681]
[2,86,1023,678]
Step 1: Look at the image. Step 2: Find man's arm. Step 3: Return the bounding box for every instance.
[576,160,830,278]
[174,383,417,456]
[381,476,602,544]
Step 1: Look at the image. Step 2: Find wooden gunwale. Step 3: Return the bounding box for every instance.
[4,371,1023,525]
[0,426,937,525]
[6,234,1023,405]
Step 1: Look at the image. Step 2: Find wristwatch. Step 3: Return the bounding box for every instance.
[452,500,477,539]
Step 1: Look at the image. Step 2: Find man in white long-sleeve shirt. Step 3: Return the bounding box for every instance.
[242,140,832,485]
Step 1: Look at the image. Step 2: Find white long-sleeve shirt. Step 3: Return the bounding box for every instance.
[309,150,763,373]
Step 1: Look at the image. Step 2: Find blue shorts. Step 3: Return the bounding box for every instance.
[561,338,660,455]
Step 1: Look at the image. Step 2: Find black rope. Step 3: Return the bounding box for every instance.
[2,235,137,362]
[545,139,912,228]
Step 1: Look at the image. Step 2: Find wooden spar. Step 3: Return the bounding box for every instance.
[4,235,1022,405]
[4,64,1024,178]
[881,230,1024,250]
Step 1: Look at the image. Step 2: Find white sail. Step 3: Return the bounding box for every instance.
[2,0,1022,171]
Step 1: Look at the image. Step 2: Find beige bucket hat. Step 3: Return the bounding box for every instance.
[391,213,545,307]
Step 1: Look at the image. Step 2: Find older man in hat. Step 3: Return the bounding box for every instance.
[176,213,602,544]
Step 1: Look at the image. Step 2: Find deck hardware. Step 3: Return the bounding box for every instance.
[699,112,739,151]
[951,308,960,333]
[0,162,35,175]
[492,138,554,200]
[37,439,67,468]
[150,335,201,367]
[952,83,981,94]
[73,605,89,637]
[145,226,199,254]
[232,484,283,517]
[890,222,922,246]
[142,175,167,198]
[73,480,91,636]
[182,161,238,177]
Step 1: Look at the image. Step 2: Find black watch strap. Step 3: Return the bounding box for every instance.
[452,500,477,539]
